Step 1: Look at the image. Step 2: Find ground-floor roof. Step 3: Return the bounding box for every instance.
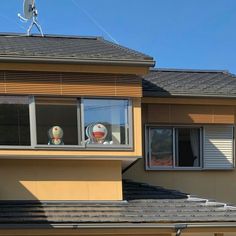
[0,180,236,228]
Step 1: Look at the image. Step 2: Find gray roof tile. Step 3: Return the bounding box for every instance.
[0,34,154,66]
[143,69,236,98]
[0,180,236,226]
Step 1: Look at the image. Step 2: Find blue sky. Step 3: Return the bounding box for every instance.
[0,0,236,73]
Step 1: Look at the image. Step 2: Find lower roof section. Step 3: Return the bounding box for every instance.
[0,180,235,227]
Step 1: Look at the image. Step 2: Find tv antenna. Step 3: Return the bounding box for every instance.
[18,0,44,36]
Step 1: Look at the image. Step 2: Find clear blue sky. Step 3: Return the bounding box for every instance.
[0,0,236,73]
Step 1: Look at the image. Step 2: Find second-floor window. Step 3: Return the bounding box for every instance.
[0,96,132,149]
[84,99,130,146]
[0,96,30,146]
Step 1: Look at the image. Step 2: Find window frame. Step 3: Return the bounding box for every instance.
[0,95,32,149]
[0,95,133,150]
[34,97,84,149]
[145,124,203,170]
[81,97,133,150]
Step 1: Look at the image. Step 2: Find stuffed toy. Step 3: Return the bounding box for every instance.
[85,123,113,144]
[48,126,64,145]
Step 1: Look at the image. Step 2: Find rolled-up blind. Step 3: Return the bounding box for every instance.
[203,126,234,169]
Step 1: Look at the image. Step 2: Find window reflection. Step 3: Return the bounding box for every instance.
[150,128,173,167]
[83,99,129,145]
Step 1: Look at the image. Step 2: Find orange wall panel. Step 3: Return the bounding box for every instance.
[146,104,235,124]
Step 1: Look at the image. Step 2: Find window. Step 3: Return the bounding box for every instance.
[175,128,201,167]
[146,125,202,169]
[146,125,234,170]
[149,128,173,167]
[0,96,133,149]
[35,98,79,146]
[83,99,130,146]
[0,96,30,146]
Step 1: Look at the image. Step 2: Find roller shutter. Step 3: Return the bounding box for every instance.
[203,126,234,169]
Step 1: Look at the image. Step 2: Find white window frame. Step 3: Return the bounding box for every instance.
[145,124,203,170]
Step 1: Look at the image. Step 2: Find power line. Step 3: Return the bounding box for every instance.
[71,0,119,44]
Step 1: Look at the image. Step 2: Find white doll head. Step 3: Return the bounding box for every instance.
[48,126,63,145]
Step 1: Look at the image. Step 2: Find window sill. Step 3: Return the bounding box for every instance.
[0,145,133,151]
[146,167,234,171]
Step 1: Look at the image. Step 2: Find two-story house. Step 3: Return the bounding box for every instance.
[0,34,236,236]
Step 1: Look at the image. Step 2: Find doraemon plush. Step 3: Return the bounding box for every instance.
[48,126,64,145]
[85,123,113,144]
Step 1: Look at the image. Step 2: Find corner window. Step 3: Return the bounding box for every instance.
[35,98,79,145]
[146,125,202,169]
[83,99,130,146]
[0,96,30,146]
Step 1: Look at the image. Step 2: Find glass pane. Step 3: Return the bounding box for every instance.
[0,104,30,145]
[175,128,200,167]
[149,128,173,167]
[83,99,129,145]
[36,98,78,145]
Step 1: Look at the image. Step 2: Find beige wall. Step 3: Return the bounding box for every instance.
[0,159,122,201]
[124,99,236,204]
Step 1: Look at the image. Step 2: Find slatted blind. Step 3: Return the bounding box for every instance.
[0,71,142,97]
[203,126,234,169]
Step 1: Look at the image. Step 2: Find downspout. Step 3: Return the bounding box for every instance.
[175,224,187,236]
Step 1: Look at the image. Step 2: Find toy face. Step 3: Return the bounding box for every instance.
[91,124,107,140]
[51,126,63,138]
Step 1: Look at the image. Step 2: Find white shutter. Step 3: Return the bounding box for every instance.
[204,126,234,169]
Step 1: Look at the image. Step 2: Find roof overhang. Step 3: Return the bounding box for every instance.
[0,55,155,67]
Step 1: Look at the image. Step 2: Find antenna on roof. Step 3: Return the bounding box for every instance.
[18,0,44,36]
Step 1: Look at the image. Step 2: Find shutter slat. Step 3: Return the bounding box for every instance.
[204,126,234,169]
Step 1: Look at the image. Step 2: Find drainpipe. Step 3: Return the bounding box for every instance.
[175,224,187,236]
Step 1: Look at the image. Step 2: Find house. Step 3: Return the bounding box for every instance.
[0,33,236,236]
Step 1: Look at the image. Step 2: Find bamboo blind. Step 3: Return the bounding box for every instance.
[0,71,142,97]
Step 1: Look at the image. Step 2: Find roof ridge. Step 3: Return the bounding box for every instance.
[0,33,100,40]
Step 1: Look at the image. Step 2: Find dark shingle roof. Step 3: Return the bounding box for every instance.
[0,34,154,66]
[143,69,236,98]
[0,180,236,227]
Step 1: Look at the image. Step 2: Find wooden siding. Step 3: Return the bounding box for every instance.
[0,71,142,97]
[145,104,235,124]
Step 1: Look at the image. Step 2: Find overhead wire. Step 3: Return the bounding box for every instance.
[71,0,119,44]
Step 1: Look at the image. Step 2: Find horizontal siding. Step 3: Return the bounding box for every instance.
[0,71,142,97]
[204,126,234,169]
